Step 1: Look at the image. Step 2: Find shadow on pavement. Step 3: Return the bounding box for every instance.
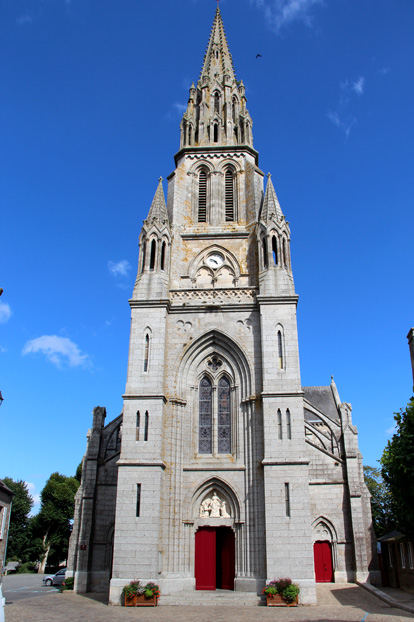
[328,586,414,618]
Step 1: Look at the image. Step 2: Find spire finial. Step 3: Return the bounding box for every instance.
[159,176,163,182]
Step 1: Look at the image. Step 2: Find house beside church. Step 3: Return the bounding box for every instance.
[67,7,379,605]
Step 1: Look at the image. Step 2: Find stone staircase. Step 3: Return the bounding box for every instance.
[159,589,264,606]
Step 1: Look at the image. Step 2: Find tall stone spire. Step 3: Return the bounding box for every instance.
[179,7,254,150]
[262,173,284,223]
[145,177,169,226]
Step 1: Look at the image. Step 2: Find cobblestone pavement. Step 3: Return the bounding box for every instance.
[4,584,414,622]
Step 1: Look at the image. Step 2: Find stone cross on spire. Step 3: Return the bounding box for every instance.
[200,5,236,84]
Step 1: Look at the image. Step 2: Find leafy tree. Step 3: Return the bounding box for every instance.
[381,397,414,539]
[75,461,82,483]
[2,478,33,561]
[363,465,394,537]
[31,472,80,571]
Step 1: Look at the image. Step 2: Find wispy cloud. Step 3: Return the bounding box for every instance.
[17,14,33,26]
[328,74,365,141]
[386,424,397,436]
[108,259,131,277]
[251,0,325,34]
[166,101,187,121]
[26,482,41,512]
[22,335,91,369]
[0,301,12,323]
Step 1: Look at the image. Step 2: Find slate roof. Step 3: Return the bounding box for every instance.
[303,385,340,421]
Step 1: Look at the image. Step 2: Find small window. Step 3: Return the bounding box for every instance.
[283,238,287,267]
[214,91,220,114]
[400,543,406,569]
[149,239,156,271]
[188,126,192,146]
[141,241,146,273]
[262,238,268,268]
[136,411,140,441]
[136,484,141,517]
[278,331,284,370]
[198,170,207,222]
[144,411,149,442]
[215,50,219,60]
[160,241,166,271]
[213,123,218,143]
[285,483,290,517]
[225,168,234,221]
[232,96,237,122]
[0,506,7,540]
[217,377,231,454]
[286,409,291,440]
[272,236,278,265]
[277,409,283,440]
[144,334,150,372]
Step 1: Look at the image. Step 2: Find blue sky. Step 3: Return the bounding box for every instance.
[1,0,413,512]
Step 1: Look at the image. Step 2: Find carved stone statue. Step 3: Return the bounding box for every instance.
[198,491,231,518]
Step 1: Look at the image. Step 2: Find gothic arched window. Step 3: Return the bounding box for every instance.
[199,377,212,454]
[225,168,235,222]
[286,409,291,440]
[272,236,278,265]
[277,409,283,440]
[278,330,284,370]
[149,239,157,271]
[262,237,268,268]
[214,91,220,114]
[198,169,207,222]
[218,377,231,453]
[283,238,287,267]
[143,334,150,372]
[213,123,218,143]
[141,240,146,273]
[160,241,166,271]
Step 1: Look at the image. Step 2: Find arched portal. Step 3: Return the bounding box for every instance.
[312,518,336,582]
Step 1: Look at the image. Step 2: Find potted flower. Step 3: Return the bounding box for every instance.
[136,582,160,607]
[122,580,140,607]
[262,578,300,606]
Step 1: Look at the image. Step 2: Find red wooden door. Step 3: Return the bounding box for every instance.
[314,541,334,582]
[195,527,216,590]
[217,527,235,590]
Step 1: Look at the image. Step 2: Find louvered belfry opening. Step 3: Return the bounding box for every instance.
[225,168,234,221]
[198,169,207,222]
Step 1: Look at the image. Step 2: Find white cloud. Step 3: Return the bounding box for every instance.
[251,0,324,33]
[17,14,33,25]
[0,301,12,324]
[386,424,397,436]
[166,101,187,121]
[327,111,356,142]
[108,259,131,277]
[25,482,40,506]
[352,76,365,96]
[22,335,90,368]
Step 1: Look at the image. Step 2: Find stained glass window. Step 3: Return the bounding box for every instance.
[218,377,231,453]
[199,377,212,454]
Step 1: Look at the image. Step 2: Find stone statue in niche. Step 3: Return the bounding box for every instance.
[199,491,230,518]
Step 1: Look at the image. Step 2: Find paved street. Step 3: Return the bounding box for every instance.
[2,573,58,601]
[2,577,414,622]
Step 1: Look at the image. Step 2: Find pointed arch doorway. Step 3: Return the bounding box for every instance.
[313,541,334,582]
[195,526,235,590]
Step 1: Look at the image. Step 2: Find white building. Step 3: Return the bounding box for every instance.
[68,8,378,605]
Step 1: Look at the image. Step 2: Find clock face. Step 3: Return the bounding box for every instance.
[206,253,224,269]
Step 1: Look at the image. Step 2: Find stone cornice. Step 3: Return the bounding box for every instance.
[174,144,259,167]
[122,394,167,403]
[117,460,166,469]
[129,298,170,309]
[256,295,299,305]
[262,459,310,466]
[261,391,304,398]
[181,231,250,240]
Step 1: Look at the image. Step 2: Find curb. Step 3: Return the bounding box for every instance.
[357,581,414,615]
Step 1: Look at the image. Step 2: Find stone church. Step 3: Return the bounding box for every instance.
[67,8,378,605]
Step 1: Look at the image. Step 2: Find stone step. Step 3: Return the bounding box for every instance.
[159,590,264,607]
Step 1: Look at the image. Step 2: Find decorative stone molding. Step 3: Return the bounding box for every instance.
[207,356,222,372]
[170,288,256,306]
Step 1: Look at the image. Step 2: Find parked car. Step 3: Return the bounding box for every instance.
[42,568,67,586]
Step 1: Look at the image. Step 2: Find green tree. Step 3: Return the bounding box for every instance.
[31,472,79,571]
[363,465,394,537]
[381,397,414,539]
[2,478,33,561]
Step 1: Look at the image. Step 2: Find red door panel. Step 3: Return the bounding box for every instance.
[195,527,216,590]
[314,541,333,582]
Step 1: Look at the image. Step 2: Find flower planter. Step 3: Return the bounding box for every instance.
[124,595,137,607]
[136,594,158,607]
[266,594,298,607]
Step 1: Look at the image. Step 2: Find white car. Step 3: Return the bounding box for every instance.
[42,568,67,586]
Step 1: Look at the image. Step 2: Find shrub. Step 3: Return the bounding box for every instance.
[282,583,300,603]
[17,562,36,574]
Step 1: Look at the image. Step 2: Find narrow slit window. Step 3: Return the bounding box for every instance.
[199,377,212,454]
[272,236,278,265]
[400,544,406,569]
[141,241,146,273]
[217,377,231,453]
[144,411,149,442]
[278,331,284,369]
[136,411,140,441]
[285,483,290,518]
[149,239,156,271]
[283,238,287,267]
[225,169,234,221]
[144,334,150,372]
[160,242,166,271]
[188,126,192,145]
[262,238,268,268]
[136,484,141,517]
[214,92,220,114]
[286,409,291,440]
[198,170,207,222]
[213,123,218,143]
[277,409,283,440]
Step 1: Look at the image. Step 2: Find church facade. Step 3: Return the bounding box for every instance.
[67,8,378,605]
